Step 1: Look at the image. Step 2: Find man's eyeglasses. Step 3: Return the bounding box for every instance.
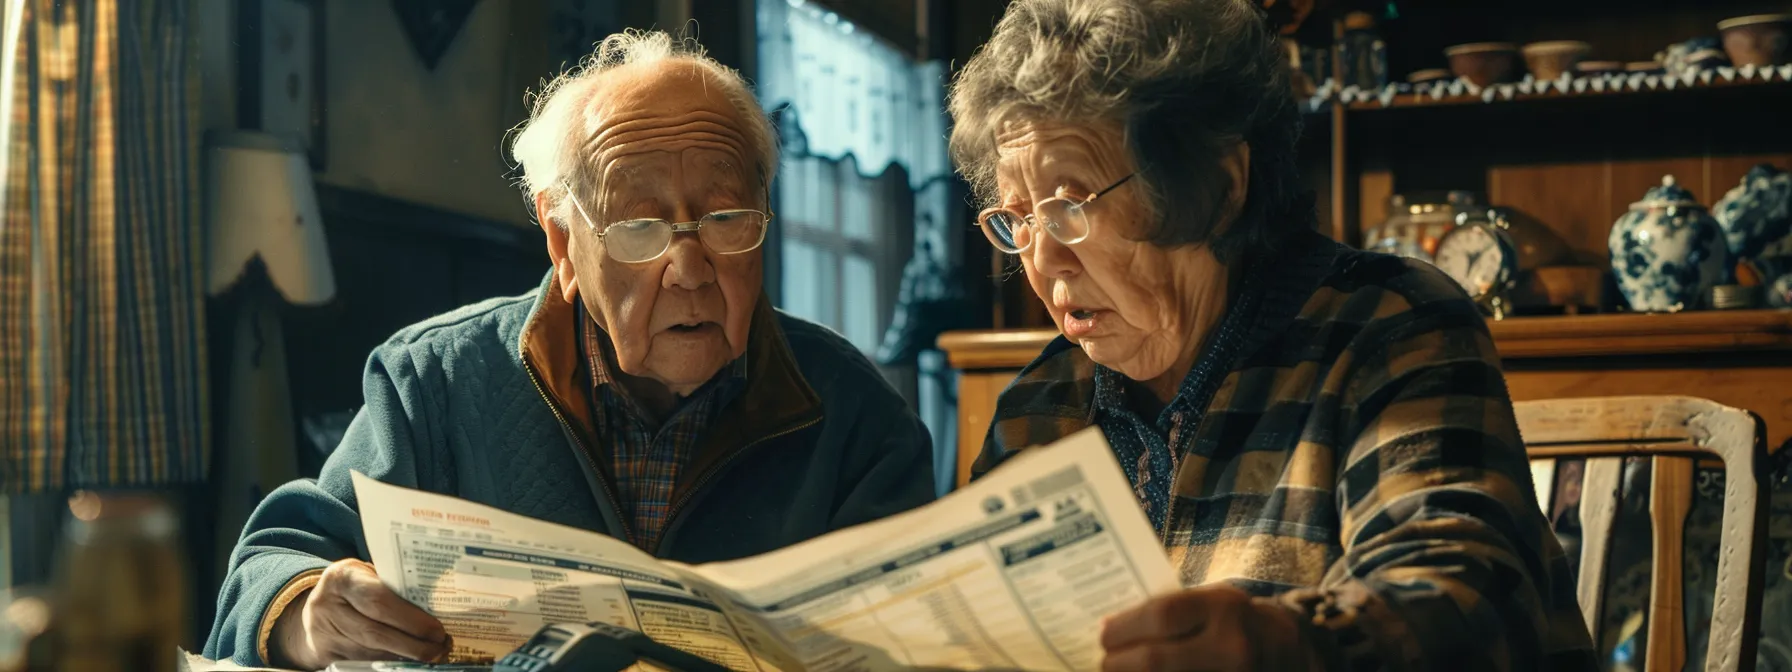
[977,173,1136,254]
[562,182,771,263]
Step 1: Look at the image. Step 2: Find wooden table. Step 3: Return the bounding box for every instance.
[939,309,1792,488]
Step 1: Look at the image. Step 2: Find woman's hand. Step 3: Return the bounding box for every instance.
[271,559,452,669]
[1099,584,1319,672]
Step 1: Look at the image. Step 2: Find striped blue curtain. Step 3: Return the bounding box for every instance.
[0,0,208,492]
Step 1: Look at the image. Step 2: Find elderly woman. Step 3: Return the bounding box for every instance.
[951,1,1595,671]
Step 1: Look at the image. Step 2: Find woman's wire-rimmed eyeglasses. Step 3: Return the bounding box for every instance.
[562,181,772,264]
[977,173,1136,254]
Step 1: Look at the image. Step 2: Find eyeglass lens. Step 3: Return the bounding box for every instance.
[604,210,768,263]
[981,198,1088,253]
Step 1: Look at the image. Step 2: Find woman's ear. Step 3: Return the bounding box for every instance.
[536,192,580,302]
[1221,141,1251,222]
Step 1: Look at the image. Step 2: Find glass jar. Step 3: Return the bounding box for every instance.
[0,588,55,672]
[1364,191,1480,263]
[1334,11,1388,90]
[50,493,186,672]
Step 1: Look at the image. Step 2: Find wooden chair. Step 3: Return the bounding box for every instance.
[1516,396,1770,672]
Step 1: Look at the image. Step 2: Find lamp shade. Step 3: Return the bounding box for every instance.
[204,130,335,304]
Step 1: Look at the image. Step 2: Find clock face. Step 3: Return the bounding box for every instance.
[1434,225,1513,297]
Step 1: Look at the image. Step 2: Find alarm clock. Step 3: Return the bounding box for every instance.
[1434,209,1522,318]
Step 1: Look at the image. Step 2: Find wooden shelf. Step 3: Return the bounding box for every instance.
[1490,309,1792,358]
[1340,70,1792,111]
[939,309,1792,370]
[937,328,1058,370]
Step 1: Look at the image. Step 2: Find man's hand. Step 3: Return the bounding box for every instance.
[271,559,451,669]
[1099,584,1319,672]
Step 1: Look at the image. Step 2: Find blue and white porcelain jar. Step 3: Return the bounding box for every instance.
[1713,164,1792,261]
[1608,175,1729,312]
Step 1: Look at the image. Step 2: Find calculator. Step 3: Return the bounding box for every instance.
[494,622,731,672]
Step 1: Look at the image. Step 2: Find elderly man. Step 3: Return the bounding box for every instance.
[203,32,935,668]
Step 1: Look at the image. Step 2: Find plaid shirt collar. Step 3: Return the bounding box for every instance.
[574,302,748,550]
[1090,251,1269,529]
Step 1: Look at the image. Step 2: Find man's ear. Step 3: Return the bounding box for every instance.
[536,192,580,303]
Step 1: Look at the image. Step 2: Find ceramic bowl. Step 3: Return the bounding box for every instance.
[1407,68,1452,84]
[1718,14,1791,67]
[1522,41,1592,81]
[1445,42,1520,87]
[1576,60,1624,75]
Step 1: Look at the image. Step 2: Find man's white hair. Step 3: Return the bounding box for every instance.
[511,30,779,229]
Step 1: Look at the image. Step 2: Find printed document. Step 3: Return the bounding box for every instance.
[353,427,1179,670]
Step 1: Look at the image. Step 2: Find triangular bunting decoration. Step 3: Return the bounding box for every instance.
[391,0,481,70]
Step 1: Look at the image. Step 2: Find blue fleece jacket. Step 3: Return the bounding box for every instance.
[203,274,936,665]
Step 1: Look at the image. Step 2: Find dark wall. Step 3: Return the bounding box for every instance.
[690,0,757,76]
[280,187,550,470]
[943,0,1012,327]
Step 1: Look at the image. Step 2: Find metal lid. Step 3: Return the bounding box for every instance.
[1709,284,1761,310]
[1628,175,1706,211]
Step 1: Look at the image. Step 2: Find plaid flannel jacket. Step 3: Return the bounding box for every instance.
[579,304,747,551]
[974,231,1598,671]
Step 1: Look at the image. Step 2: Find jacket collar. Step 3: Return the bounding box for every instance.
[516,272,823,495]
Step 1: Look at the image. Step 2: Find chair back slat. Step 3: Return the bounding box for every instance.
[1709,446,1769,672]
[1530,459,1558,513]
[1648,455,1695,672]
[1578,456,1623,644]
[1514,396,1768,672]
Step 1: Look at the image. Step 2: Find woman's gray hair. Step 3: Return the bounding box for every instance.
[947,0,1312,260]
[511,30,779,229]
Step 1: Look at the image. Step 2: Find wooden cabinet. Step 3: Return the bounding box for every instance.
[939,310,1792,488]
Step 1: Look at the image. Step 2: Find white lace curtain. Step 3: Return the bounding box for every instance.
[756,0,960,494]
[755,0,951,191]
[754,0,954,353]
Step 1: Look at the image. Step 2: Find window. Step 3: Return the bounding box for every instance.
[755,0,949,354]
[757,0,963,493]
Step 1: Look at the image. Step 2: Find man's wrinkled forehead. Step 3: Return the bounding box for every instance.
[577,60,754,180]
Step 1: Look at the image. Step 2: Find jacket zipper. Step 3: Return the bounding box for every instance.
[523,356,638,547]
[653,415,821,556]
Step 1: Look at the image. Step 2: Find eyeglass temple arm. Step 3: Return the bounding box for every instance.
[1091,173,1137,200]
